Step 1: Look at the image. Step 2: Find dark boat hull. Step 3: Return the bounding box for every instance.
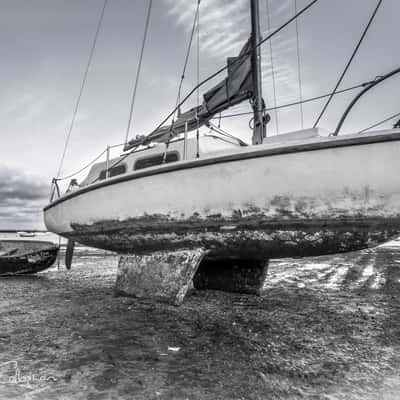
[0,241,59,276]
[64,216,400,260]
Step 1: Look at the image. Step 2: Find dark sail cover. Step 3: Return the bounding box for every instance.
[125,38,253,149]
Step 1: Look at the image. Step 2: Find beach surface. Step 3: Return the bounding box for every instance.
[1,237,400,399]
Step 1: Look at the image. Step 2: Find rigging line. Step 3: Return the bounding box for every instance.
[56,0,108,178]
[88,144,140,185]
[166,1,201,152]
[56,148,108,181]
[294,0,304,129]
[313,0,383,128]
[149,0,320,142]
[334,66,400,135]
[124,0,153,145]
[358,111,400,134]
[265,0,279,134]
[211,80,373,120]
[55,143,125,181]
[196,0,200,158]
[175,1,201,113]
[196,3,200,110]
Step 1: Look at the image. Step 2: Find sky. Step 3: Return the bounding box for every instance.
[0,0,399,229]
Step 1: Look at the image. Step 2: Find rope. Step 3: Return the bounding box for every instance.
[265,0,279,134]
[358,111,400,134]
[211,80,373,120]
[334,66,400,135]
[56,0,108,178]
[54,143,125,181]
[313,0,383,128]
[163,2,201,160]
[294,0,304,129]
[175,1,201,113]
[196,1,200,158]
[124,0,153,145]
[87,142,143,186]
[56,148,108,181]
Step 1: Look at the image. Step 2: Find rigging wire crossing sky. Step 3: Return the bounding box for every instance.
[0,0,399,229]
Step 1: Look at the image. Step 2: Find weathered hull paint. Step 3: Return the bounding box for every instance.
[44,131,400,259]
[65,216,400,259]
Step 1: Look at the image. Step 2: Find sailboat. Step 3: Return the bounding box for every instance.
[43,0,400,296]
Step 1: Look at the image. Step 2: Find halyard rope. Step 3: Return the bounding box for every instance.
[313,0,384,128]
[124,0,153,146]
[358,111,400,134]
[294,0,304,129]
[265,0,279,134]
[56,0,108,178]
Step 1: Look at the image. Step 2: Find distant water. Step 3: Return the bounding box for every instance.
[0,232,112,256]
[0,231,63,243]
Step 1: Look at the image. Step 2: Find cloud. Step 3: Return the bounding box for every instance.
[165,0,249,59]
[0,165,49,229]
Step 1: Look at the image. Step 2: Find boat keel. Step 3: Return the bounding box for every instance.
[114,248,206,305]
[115,249,270,305]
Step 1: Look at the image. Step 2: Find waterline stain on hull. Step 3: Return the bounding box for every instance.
[66,215,400,260]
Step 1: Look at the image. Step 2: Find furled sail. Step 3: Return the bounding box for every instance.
[125,38,253,149]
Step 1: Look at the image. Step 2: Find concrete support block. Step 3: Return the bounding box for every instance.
[115,249,206,305]
[193,258,269,295]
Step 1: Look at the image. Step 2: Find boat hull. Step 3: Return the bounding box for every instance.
[61,217,400,260]
[0,241,59,276]
[44,131,400,259]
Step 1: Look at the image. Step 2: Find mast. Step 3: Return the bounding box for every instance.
[250,0,266,145]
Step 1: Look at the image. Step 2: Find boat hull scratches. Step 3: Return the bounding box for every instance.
[67,215,400,259]
[0,248,59,276]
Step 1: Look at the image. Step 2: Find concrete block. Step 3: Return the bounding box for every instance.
[115,248,206,305]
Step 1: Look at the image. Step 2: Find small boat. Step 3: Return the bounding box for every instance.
[0,241,59,276]
[17,232,36,238]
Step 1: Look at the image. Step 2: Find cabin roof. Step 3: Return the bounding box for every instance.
[80,135,242,187]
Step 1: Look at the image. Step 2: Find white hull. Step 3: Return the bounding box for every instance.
[44,130,400,259]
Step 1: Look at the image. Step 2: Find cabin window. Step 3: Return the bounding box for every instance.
[98,164,126,180]
[134,152,179,171]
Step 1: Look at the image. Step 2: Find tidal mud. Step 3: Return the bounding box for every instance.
[1,241,400,399]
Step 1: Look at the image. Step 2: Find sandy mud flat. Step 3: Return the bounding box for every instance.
[1,241,400,399]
